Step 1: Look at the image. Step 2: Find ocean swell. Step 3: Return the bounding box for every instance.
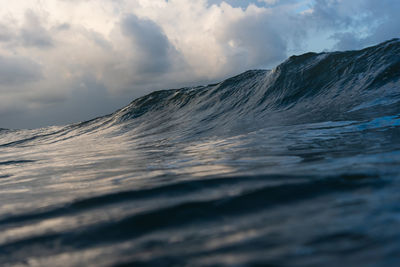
[0,39,399,266]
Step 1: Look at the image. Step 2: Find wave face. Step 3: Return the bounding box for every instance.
[0,39,400,266]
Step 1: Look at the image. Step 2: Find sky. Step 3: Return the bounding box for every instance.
[0,0,399,129]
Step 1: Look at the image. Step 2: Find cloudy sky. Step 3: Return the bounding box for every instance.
[0,0,399,129]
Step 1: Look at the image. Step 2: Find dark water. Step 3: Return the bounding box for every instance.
[0,39,399,266]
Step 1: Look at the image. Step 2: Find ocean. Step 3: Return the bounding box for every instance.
[0,39,399,266]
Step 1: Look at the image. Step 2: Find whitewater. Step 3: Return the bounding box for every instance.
[0,39,399,266]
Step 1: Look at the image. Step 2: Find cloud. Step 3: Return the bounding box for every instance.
[216,5,291,69]
[303,0,400,50]
[0,24,14,43]
[121,14,177,75]
[20,10,53,48]
[0,56,42,85]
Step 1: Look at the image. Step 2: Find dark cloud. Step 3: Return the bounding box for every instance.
[62,75,123,123]
[306,0,356,29]
[121,14,176,75]
[0,75,129,129]
[355,0,400,48]
[330,32,363,51]
[304,0,400,50]
[84,30,112,49]
[54,23,71,31]
[20,11,53,48]
[0,24,14,43]
[0,56,42,86]
[221,11,290,70]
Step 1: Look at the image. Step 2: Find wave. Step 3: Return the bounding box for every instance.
[109,38,400,136]
[1,39,399,144]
